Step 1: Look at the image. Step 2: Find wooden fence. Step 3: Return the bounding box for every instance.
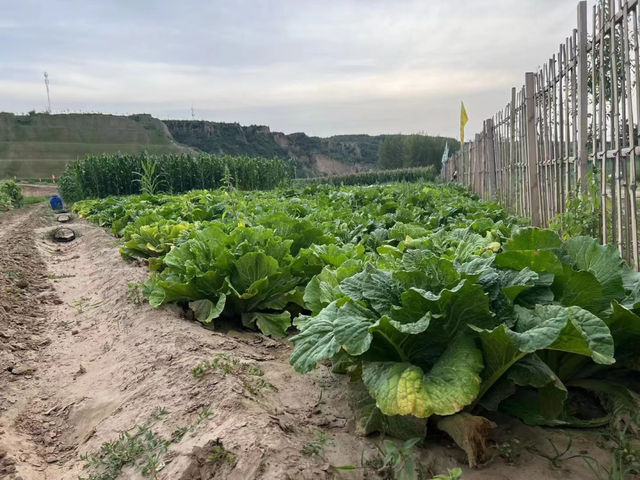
[444,0,640,269]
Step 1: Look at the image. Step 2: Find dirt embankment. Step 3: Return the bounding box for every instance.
[0,207,619,480]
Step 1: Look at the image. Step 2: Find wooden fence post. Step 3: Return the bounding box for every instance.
[485,118,497,199]
[525,72,541,227]
[577,0,589,193]
[474,133,482,195]
[510,87,517,211]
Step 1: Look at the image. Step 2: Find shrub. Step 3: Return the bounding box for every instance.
[0,181,24,208]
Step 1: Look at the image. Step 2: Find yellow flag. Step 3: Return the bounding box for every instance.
[460,102,469,144]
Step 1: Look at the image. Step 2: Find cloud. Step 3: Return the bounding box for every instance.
[0,0,579,137]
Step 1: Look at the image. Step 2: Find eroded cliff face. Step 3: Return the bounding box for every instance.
[163,120,375,177]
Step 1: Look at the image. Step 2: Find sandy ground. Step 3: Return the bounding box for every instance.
[0,206,628,480]
[18,185,59,199]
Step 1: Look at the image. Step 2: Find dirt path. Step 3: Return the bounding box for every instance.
[0,207,621,480]
[18,185,58,198]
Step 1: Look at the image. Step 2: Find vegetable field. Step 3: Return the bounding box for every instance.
[73,181,640,471]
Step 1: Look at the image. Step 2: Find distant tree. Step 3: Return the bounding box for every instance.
[404,133,459,169]
[377,135,405,170]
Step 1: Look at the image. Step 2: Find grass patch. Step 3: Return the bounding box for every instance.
[23,196,49,205]
[80,406,213,480]
[79,409,170,480]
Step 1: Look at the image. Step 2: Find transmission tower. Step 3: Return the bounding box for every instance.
[191,104,195,120]
[44,72,51,113]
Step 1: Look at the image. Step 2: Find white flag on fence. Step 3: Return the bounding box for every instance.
[441,142,449,175]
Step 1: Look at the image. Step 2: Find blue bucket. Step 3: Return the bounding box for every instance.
[50,195,63,210]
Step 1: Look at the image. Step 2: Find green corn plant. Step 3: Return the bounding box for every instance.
[134,156,167,195]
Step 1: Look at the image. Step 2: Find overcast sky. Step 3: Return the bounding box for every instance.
[1,0,581,138]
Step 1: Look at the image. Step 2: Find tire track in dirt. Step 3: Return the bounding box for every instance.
[0,205,63,479]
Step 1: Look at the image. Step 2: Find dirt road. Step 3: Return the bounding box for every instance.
[0,206,616,480]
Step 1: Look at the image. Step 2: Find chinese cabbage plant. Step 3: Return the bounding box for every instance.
[290,227,640,463]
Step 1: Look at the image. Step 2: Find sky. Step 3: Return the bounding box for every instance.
[1,0,582,138]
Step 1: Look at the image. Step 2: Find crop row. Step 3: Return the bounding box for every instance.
[74,182,640,467]
[293,166,437,187]
[58,152,294,202]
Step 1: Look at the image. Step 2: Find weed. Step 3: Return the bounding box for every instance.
[301,429,333,457]
[127,282,145,305]
[191,354,273,395]
[242,378,276,396]
[170,407,213,443]
[195,407,212,425]
[79,407,209,480]
[190,363,207,378]
[497,439,520,464]
[79,422,170,480]
[527,436,581,470]
[431,468,463,480]
[70,297,103,314]
[579,416,640,480]
[380,438,421,480]
[207,443,235,465]
[170,426,189,443]
[48,273,76,279]
[150,407,169,421]
[549,171,601,240]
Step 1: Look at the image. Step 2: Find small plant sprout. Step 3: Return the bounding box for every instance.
[127,282,145,305]
[431,468,464,480]
[381,438,422,480]
[301,429,333,457]
[70,297,103,314]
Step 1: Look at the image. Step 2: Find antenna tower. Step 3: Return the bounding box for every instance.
[44,72,51,113]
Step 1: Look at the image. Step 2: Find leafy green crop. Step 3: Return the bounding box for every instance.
[73,179,640,467]
[74,183,513,340]
[290,225,640,462]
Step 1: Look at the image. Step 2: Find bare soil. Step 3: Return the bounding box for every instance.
[313,155,372,176]
[19,185,59,198]
[0,206,625,480]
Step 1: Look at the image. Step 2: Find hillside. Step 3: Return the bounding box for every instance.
[0,113,457,180]
[0,113,191,179]
[164,121,383,177]
[164,121,458,178]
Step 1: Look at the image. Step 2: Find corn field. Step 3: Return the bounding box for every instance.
[59,152,294,202]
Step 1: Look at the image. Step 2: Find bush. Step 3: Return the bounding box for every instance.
[0,190,12,212]
[0,180,24,208]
